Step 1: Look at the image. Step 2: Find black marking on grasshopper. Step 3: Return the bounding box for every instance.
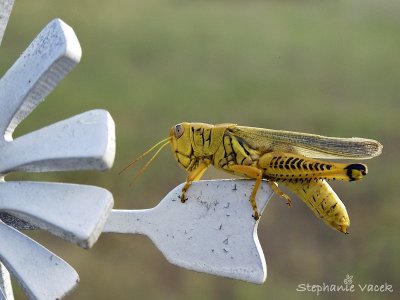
[228,135,238,161]
[291,157,299,167]
[296,159,304,169]
[237,137,251,156]
[345,163,367,181]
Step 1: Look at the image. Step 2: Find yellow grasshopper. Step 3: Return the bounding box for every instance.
[121,122,382,234]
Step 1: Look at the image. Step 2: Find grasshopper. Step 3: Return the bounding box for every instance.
[121,122,382,234]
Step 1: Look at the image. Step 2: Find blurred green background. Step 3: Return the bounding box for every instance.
[1,0,399,299]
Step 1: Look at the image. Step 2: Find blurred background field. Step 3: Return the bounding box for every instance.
[1,0,399,299]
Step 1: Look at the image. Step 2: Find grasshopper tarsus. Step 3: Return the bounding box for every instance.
[180,194,188,203]
[252,212,260,221]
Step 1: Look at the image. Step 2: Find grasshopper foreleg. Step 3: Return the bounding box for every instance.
[181,161,209,203]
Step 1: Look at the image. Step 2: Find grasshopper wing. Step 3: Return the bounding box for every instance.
[229,126,382,159]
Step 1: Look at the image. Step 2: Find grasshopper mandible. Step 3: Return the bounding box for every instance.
[121,122,382,234]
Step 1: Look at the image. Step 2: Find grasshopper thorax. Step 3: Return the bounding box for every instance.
[169,122,234,171]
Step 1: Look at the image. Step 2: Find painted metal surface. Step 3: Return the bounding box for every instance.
[0,11,115,299]
[0,1,273,298]
[104,179,272,284]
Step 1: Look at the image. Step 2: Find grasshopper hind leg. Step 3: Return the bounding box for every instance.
[281,179,350,234]
[345,163,367,181]
[267,181,292,207]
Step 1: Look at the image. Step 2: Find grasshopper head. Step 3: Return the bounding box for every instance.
[170,122,193,170]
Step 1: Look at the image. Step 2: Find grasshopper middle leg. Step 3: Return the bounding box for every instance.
[228,165,264,220]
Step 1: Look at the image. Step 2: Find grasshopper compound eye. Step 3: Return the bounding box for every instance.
[174,124,184,138]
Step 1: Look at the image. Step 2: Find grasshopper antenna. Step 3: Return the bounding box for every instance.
[119,137,170,175]
[119,137,171,186]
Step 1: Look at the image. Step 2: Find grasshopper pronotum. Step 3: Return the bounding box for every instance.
[121,123,382,234]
